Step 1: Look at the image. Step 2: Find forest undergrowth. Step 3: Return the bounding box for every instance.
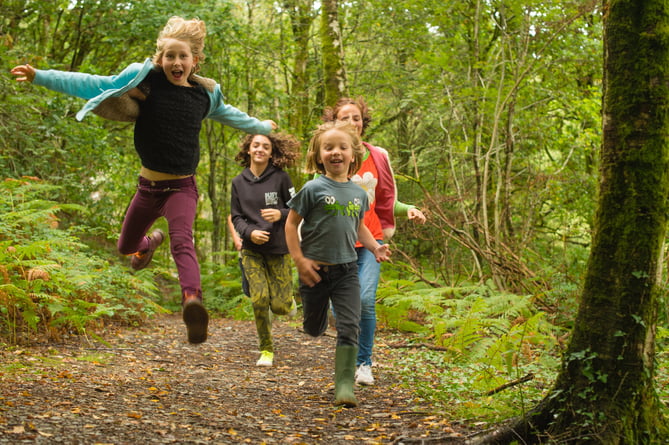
[2,176,669,430]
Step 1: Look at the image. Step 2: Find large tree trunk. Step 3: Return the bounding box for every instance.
[474,1,669,443]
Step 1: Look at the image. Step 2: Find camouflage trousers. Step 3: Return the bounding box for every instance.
[241,250,293,353]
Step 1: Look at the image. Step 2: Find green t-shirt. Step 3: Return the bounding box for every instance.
[288,175,369,264]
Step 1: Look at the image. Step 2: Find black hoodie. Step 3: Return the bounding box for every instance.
[230,164,296,255]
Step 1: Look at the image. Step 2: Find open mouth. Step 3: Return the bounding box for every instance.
[172,70,184,80]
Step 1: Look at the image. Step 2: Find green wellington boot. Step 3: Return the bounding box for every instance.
[334,345,358,407]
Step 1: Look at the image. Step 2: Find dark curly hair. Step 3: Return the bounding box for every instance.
[235,132,301,169]
[321,96,373,136]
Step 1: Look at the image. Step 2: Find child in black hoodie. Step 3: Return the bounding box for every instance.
[230,132,300,367]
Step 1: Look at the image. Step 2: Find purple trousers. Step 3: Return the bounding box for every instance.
[117,176,201,297]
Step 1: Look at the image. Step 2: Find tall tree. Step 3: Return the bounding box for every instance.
[476,0,669,442]
[284,0,315,139]
[320,0,347,107]
[201,1,252,264]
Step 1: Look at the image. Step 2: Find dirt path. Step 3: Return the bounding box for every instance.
[0,314,469,444]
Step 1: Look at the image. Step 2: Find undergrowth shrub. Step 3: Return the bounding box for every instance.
[377,261,565,422]
[0,177,164,344]
[200,256,253,320]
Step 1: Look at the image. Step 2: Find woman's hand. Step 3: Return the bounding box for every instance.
[408,208,426,224]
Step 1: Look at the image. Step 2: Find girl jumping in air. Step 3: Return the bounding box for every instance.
[10,16,276,344]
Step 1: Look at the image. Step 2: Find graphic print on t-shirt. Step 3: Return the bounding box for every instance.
[265,192,278,206]
[323,196,362,218]
[351,171,377,204]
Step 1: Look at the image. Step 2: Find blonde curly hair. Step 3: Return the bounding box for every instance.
[305,121,364,177]
[152,16,206,76]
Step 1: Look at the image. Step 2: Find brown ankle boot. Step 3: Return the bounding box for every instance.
[131,229,165,270]
[182,292,208,344]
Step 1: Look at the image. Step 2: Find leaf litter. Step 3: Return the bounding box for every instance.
[0,314,469,444]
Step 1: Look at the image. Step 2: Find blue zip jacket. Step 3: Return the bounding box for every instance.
[32,59,271,135]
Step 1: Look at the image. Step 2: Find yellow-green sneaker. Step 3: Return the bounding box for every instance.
[256,351,274,367]
[287,298,297,318]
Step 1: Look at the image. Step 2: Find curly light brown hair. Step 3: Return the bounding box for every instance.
[305,121,364,177]
[321,96,373,137]
[235,132,301,170]
[152,16,206,77]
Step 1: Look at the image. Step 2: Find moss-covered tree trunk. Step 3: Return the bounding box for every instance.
[285,0,314,140]
[320,0,347,107]
[476,1,669,443]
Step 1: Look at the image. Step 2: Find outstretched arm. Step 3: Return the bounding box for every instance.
[394,200,426,224]
[208,91,278,135]
[12,61,148,102]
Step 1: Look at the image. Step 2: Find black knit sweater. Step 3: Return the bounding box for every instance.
[134,70,210,175]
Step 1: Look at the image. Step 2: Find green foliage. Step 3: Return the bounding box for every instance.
[4,1,665,432]
[199,256,253,321]
[655,326,669,418]
[379,276,561,373]
[2,0,604,292]
[0,177,164,344]
[377,270,563,422]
